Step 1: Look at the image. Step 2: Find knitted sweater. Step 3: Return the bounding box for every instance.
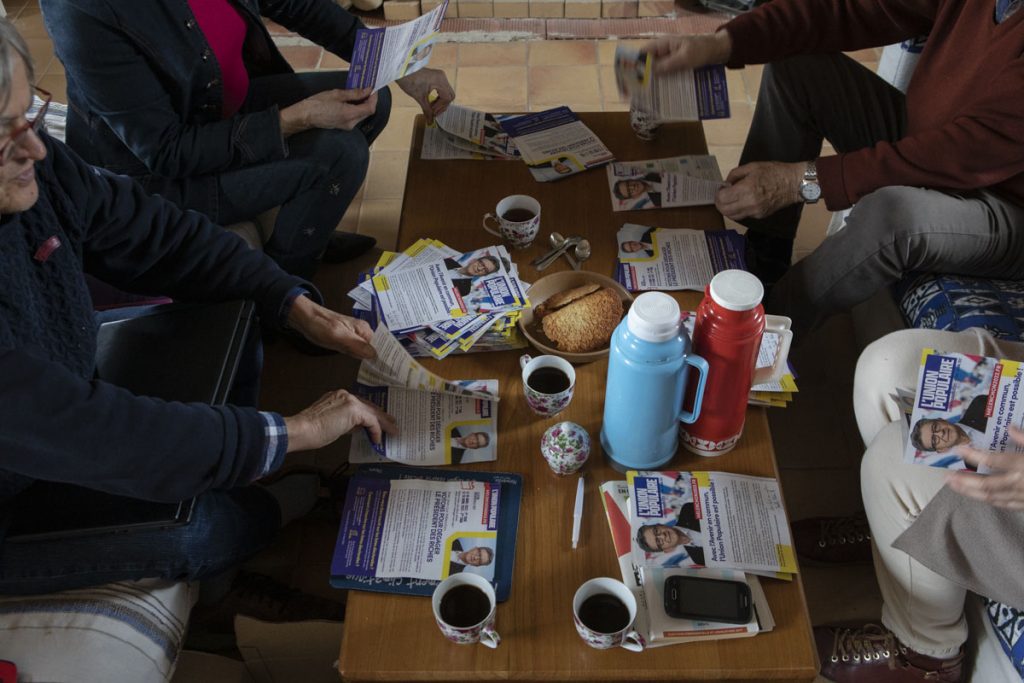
[0,134,305,511]
[724,0,1024,211]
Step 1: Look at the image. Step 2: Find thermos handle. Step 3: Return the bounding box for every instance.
[678,354,709,425]
[752,315,793,385]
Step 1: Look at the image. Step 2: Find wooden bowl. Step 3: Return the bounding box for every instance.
[518,271,633,364]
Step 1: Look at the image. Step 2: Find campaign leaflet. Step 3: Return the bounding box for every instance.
[904,349,1024,470]
[421,104,520,160]
[350,378,499,466]
[346,0,448,92]
[626,471,797,576]
[350,238,460,310]
[500,107,614,182]
[606,156,725,211]
[614,47,730,122]
[334,477,500,582]
[372,260,466,332]
[615,224,747,292]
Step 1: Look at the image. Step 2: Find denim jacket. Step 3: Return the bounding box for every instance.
[40,0,363,216]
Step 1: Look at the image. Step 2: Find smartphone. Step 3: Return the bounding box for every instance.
[663,575,753,624]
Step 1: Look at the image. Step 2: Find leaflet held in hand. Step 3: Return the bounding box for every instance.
[614,47,730,122]
[346,0,448,91]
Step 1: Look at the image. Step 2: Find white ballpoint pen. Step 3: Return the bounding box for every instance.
[571,476,584,549]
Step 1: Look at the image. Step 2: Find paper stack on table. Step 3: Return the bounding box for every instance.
[500,106,615,182]
[421,104,521,161]
[677,312,798,408]
[349,238,530,359]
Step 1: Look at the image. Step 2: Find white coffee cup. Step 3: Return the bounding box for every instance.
[520,353,576,417]
[572,577,645,652]
[482,195,541,249]
[432,573,501,649]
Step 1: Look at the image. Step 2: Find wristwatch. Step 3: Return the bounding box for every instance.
[798,161,821,204]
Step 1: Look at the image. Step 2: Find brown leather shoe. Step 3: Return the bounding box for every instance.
[816,624,965,683]
[792,513,873,565]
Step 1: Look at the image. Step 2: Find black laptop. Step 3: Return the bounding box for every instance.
[6,300,255,542]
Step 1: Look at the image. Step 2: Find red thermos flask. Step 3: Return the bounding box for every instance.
[680,270,793,457]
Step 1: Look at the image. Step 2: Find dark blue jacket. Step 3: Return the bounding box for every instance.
[0,133,308,514]
[40,0,364,217]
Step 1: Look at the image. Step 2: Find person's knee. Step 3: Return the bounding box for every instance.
[847,187,923,246]
[860,421,905,503]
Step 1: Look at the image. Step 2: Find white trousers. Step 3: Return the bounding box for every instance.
[853,328,1022,656]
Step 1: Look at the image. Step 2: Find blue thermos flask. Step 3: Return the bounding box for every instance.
[601,292,708,470]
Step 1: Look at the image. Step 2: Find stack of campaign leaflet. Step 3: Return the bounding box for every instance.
[606,156,725,212]
[421,104,520,161]
[903,348,1024,470]
[500,106,614,182]
[330,464,522,600]
[614,224,747,294]
[349,324,499,467]
[600,479,778,647]
[614,46,730,123]
[348,238,530,359]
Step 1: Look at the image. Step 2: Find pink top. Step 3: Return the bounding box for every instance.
[187,0,250,118]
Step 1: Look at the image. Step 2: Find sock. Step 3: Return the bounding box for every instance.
[261,473,320,527]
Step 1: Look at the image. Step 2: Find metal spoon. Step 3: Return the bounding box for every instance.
[530,232,568,267]
[535,235,580,271]
[570,239,592,271]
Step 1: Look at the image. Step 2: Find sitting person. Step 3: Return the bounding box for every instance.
[40,0,455,278]
[645,0,1024,337]
[0,19,397,598]
[798,327,1024,682]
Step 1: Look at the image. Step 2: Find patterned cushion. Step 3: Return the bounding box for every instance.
[0,579,196,682]
[895,273,1024,341]
[897,272,1024,680]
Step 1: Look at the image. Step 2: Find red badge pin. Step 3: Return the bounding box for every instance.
[33,235,61,262]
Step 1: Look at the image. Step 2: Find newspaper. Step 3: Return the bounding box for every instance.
[599,481,774,648]
[334,476,501,582]
[346,0,448,91]
[626,471,797,576]
[614,47,730,122]
[615,224,747,292]
[904,349,1024,470]
[499,106,615,182]
[606,156,725,211]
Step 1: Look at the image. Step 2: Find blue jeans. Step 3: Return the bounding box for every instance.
[0,305,281,595]
[160,71,392,279]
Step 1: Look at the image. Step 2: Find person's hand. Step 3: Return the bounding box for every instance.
[396,68,455,124]
[642,32,732,75]
[948,425,1024,510]
[286,294,376,360]
[715,161,806,221]
[279,89,378,136]
[285,389,398,452]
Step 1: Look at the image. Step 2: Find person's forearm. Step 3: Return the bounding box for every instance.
[280,102,310,137]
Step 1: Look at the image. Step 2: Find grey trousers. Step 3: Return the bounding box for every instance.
[747,55,1024,336]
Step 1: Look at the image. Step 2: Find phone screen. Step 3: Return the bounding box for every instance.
[665,576,751,623]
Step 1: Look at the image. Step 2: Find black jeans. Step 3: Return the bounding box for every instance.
[158,71,391,279]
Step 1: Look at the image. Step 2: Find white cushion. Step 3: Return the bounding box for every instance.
[0,579,196,683]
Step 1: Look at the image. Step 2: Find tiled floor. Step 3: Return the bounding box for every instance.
[11,2,885,676]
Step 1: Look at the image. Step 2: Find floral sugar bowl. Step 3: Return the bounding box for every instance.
[541,422,591,475]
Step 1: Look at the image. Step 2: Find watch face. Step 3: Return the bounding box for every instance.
[800,182,821,202]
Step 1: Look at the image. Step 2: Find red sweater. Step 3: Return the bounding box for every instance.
[724,0,1024,211]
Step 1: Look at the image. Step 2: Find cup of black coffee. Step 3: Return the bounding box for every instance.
[572,577,644,651]
[432,573,500,648]
[520,353,576,417]
[482,195,541,249]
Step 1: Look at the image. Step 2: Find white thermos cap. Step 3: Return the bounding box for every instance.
[627,291,681,342]
[709,270,764,311]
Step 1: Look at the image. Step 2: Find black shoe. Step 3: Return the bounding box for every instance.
[792,513,873,565]
[321,232,376,264]
[744,231,793,288]
[191,571,345,632]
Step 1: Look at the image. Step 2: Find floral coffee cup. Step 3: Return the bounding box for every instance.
[482,195,541,249]
[572,577,645,652]
[520,354,576,417]
[432,573,501,649]
[541,422,591,475]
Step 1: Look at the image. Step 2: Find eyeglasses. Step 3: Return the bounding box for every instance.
[0,87,51,165]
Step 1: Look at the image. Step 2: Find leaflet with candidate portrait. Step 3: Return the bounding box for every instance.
[626,471,797,577]
[904,349,1024,470]
[606,156,725,212]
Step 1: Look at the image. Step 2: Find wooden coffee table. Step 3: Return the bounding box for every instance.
[338,113,818,682]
